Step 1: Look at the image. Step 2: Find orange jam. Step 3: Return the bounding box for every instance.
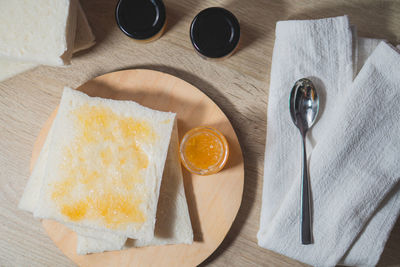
[180,127,229,175]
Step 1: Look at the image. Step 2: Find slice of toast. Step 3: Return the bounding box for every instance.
[19,88,192,254]
[0,0,95,82]
[33,87,175,241]
[130,120,193,247]
[0,0,78,66]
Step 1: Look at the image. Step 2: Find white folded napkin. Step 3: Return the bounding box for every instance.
[259,15,353,230]
[339,39,400,267]
[258,15,400,266]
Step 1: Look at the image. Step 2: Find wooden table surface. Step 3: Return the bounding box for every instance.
[1,0,400,266]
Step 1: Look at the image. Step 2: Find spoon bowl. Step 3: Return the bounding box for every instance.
[289,78,319,131]
[289,78,319,245]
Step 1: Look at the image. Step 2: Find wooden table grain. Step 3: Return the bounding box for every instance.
[1,0,400,266]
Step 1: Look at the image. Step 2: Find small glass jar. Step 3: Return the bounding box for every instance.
[116,0,166,42]
[190,7,240,59]
[180,126,229,175]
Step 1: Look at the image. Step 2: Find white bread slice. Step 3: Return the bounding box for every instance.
[0,1,95,82]
[130,120,193,247]
[19,98,193,255]
[33,87,175,241]
[76,122,193,254]
[0,0,78,66]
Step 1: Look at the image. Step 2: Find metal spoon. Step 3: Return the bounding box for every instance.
[289,78,319,245]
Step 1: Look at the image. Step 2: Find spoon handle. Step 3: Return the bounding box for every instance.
[301,135,312,245]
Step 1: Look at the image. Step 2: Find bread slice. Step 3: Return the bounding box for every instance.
[130,120,193,247]
[20,95,193,254]
[33,87,175,241]
[0,0,78,66]
[0,1,95,82]
[76,122,193,254]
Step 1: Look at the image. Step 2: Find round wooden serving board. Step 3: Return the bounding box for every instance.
[31,69,244,267]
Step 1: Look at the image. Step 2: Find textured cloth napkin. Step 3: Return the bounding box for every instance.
[258,16,400,266]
